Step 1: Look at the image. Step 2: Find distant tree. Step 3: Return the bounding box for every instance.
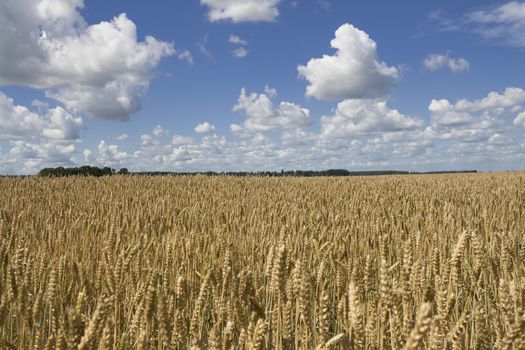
[118,168,129,174]
[38,165,116,177]
[38,168,54,176]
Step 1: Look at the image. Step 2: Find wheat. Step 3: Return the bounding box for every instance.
[404,302,432,350]
[0,173,522,349]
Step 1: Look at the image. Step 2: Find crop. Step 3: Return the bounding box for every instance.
[0,173,524,349]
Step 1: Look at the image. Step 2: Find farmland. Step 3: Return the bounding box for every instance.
[0,173,524,349]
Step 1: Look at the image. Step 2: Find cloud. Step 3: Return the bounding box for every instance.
[0,89,85,173]
[0,1,174,120]
[320,99,424,138]
[232,88,312,133]
[466,1,525,47]
[87,120,437,174]
[31,99,50,111]
[42,107,84,140]
[196,35,213,60]
[431,2,525,48]
[229,35,247,45]
[4,82,525,174]
[281,128,317,146]
[116,134,129,141]
[427,87,525,144]
[83,149,94,164]
[201,0,280,23]
[298,23,399,100]
[317,0,331,11]
[428,99,473,127]
[140,134,153,146]
[178,50,194,65]
[172,135,196,145]
[153,125,168,137]
[453,87,525,112]
[7,140,78,172]
[195,122,216,133]
[229,34,248,58]
[423,53,470,73]
[0,91,83,141]
[97,140,129,166]
[264,86,277,97]
[232,47,248,58]
[514,111,525,127]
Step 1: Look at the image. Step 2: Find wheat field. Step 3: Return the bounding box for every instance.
[0,173,524,349]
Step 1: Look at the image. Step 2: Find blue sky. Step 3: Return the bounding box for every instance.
[1,0,525,174]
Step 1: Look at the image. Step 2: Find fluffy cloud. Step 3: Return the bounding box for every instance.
[429,88,525,127]
[195,122,216,134]
[83,149,94,164]
[232,88,312,133]
[0,91,83,141]
[298,24,399,100]
[453,87,525,112]
[97,140,129,166]
[42,107,84,140]
[6,140,78,172]
[427,87,525,144]
[423,53,470,73]
[320,99,424,138]
[0,89,83,173]
[116,134,129,141]
[232,47,248,58]
[0,1,174,120]
[4,83,525,174]
[201,0,280,23]
[428,99,474,127]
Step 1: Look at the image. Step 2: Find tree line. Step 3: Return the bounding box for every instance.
[37,166,477,177]
[38,166,128,177]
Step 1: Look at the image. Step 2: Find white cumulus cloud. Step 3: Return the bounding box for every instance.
[0,91,83,141]
[0,1,174,120]
[427,87,525,144]
[195,122,216,134]
[320,99,424,138]
[423,53,470,73]
[201,0,280,23]
[97,140,129,166]
[298,23,399,101]
[7,140,78,173]
[232,88,312,133]
[83,149,94,164]
[454,87,525,112]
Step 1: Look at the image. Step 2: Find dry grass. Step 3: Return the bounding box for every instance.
[0,173,524,349]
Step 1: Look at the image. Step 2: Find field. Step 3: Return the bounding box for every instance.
[0,173,524,349]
